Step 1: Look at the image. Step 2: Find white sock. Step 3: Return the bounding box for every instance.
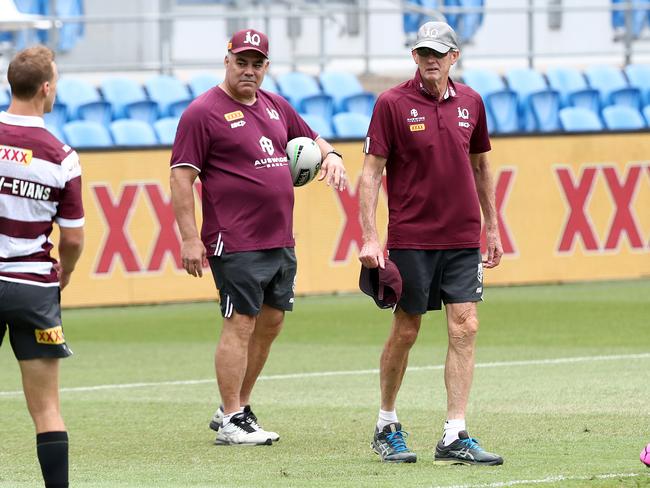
[376,409,399,431]
[222,407,244,427]
[443,418,466,446]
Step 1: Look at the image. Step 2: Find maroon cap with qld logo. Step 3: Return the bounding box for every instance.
[227,29,269,58]
[359,259,403,309]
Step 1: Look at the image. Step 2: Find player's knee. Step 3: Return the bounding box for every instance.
[449,312,479,348]
[394,323,420,347]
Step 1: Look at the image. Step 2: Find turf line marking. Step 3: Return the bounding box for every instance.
[431,471,645,488]
[0,352,649,397]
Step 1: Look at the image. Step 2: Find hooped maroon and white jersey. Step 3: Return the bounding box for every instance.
[170,86,317,254]
[0,112,84,286]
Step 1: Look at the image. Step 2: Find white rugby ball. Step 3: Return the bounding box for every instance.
[286,137,322,187]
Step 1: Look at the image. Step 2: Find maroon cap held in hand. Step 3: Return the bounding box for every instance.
[359,259,403,309]
[227,29,269,58]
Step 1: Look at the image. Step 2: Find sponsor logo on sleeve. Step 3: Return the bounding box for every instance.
[0,145,33,165]
[224,111,244,122]
[35,325,65,345]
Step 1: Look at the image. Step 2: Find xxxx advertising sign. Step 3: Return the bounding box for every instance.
[56,134,650,307]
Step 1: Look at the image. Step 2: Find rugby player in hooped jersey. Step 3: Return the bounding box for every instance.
[359,22,504,464]
[170,28,347,446]
[0,46,84,487]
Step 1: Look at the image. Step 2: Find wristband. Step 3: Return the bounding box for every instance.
[326,150,343,159]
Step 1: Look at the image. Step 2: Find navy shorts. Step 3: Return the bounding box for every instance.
[0,281,72,360]
[208,248,297,318]
[389,248,483,314]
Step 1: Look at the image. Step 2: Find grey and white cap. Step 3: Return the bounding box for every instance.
[411,21,459,53]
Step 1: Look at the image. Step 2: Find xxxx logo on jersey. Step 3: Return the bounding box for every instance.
[224,111,244,122]
[35,325,65,345]
[0,144,32,165]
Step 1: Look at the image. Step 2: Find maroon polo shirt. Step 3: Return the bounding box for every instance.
[364,71,491,250]
[170,86,317,254]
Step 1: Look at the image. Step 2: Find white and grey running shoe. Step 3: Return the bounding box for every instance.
[214,411,273,446]
[210,405,280,442]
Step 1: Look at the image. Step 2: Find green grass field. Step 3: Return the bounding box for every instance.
[1,280,649,487]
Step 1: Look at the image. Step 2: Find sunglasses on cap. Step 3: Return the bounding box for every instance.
[415,47,450,59]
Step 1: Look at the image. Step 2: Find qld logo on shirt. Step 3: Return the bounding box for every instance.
[0,144,32,165]
[457,106,471,128]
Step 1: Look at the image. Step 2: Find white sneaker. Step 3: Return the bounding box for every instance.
[214,411,273,446]
[210,405,280,442]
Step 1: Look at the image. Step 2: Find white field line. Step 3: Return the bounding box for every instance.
[431,471,646,488]
[1,352,649,398]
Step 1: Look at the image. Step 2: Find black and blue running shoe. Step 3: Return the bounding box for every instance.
[434,430,503,466]
[371,422,417,463]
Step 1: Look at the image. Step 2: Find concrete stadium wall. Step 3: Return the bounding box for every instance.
[55,133,650,308]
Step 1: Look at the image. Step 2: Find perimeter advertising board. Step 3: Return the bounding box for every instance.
[56,134,650,307]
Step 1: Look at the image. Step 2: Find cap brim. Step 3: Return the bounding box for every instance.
[230,46,268,58]
[411,40,453,53]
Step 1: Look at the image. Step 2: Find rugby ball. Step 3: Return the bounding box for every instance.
[286,137,322,187]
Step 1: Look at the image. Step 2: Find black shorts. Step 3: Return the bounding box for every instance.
[389,248,483,314]
[208,248,297,318]
[0,281,72,360]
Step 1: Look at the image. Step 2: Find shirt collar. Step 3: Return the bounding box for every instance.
[413,70,457,101]
[0,111,45,128]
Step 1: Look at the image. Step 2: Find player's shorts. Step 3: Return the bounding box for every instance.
[389,248,483,314]
[208,247,297,318]
[0,280,72,360]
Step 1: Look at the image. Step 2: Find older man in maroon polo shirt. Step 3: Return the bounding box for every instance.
[359,21,504,464]
[170,28,346,446]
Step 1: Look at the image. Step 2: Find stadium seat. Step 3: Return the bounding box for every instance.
[319,71,376,116]
[546,66,601,113]
[188,73,221,98]
[56,77,111,125]
[624,63,650,105]
[558,107,603,132]
[110,119,158,146]
[0,87,9,111]
[332,112,371,138]
[144,75,193,117]
[446,0,485,43]
[643,105,650,126]
[62,120,113,148]
[261,75,281,94]
[43,103,68,131]
[611,0,649,40]
[505,68,561,132]
[601,105,646,130]
[153,117,180,145]
[462,68,519,133]
[101,77,159,123]
[584,64,642,109]
[276,72,334,121]
[300,113,334,139]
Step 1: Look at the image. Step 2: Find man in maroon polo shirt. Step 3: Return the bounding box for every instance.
[170,28,346,446]
[359,21,504,464]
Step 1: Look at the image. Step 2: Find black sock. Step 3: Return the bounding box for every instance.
[36,431,69,488]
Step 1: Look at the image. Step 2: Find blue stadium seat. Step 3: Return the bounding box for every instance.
[0,87,9,112]
[611,0,649,39]
[300,113,334,139]
[62,121,113,148]
[462,68,519,133]
[445,0,485,43]
[56,77,111,125]
[319,71,376,116]
[261,75,281,94]
[624,64,650,105]
[584,64,642,109]
[110,119,158,146]
[558,107,603,132]
[332,112,371,138]
[601,105,646,130]
[643,105,650,126]
[144,75,193,117]
[505,68,561,132]
[546,66,601,113]
[276,72,334,121]
[188,73,221,98]
[43,103,68,131]
[153,117,180,145]
[100,77,159,123]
